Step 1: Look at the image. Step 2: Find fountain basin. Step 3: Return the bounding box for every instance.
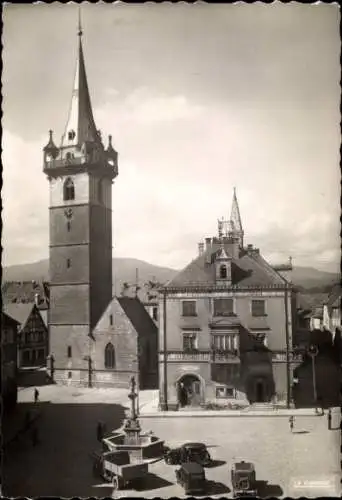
[103,430,165,461]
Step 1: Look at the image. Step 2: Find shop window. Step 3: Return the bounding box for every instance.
[216,386,235,398]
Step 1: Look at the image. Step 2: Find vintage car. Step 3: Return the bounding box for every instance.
[231,461,257,497]
[91,449,148,489]
[163,442,212,466]
[175,462,206,495]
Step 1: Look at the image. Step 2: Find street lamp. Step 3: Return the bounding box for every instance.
[83,355,93,388]
[307,345,318,407]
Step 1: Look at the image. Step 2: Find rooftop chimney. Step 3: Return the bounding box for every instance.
[198,242,204,256]
[247,244,254,256]
[34,293,40,306]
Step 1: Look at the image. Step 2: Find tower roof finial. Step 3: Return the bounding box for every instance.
[78,6,83,37]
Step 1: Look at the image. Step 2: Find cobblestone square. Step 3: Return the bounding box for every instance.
[3,386,340,498]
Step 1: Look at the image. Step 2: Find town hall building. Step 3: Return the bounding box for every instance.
[42,21,157,389]
[158,190,301,410]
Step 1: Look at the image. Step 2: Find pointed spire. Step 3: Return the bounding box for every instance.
[230,187,242,232]
[230,187,244,247]
[61,12,100,148]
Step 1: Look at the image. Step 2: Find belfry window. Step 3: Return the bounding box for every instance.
[220,265,227,279]
[63,178,75,201]
[68,130,76,141]
[104,343,115,369]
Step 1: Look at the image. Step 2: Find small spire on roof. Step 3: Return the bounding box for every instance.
[230,187,244,247]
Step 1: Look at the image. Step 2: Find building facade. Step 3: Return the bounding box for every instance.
[323,284,341,334]
[1,312,20,412]
[4,303,48,368]
[43,21,157,388]
[158,191,300,410]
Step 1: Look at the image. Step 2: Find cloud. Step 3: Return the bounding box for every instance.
[2,130,49,265]
[97,87,204,127]
[2,85,340,273]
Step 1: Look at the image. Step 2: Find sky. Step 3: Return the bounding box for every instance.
[2,2,341,273]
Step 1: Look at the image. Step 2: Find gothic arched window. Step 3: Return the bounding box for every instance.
[104,343,115,369]
[220,265,227,279]
[63,178,75,201]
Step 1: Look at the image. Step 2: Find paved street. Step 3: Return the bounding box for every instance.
[3,385,340,498]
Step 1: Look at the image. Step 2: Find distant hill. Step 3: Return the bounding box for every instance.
[2,258,340,295]
[290,266,339,291]
[2,258,178,299]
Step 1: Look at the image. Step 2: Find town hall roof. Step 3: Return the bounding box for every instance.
[165,246,287,289]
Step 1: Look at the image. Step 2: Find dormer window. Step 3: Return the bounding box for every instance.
[68,130,76,141]
[63,178,75,201]
[220,265,227,279]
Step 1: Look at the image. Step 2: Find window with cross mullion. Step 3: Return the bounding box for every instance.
[183,332,198,352]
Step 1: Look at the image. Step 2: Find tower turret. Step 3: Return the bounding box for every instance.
[215,218,232,286]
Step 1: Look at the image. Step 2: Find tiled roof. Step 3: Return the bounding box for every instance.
[3,303,35,329]
[326,284,341,308]
[2,281,49,309]
[1,311,21,328]
[165,246,286,289]
[117,297,158,337]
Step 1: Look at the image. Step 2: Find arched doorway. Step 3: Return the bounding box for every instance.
[255,379,265,402]
[177,374,203,407]
[247,376,272,403]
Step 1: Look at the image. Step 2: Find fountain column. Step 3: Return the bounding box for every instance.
[123,376,142,463]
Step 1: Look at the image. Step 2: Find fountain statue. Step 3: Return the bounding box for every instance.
[101,376,164,464]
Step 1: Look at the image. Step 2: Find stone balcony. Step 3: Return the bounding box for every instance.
[160,349,240,363]
[160,349,304,365]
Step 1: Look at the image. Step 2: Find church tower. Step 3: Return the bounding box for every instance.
[43,19,118,384]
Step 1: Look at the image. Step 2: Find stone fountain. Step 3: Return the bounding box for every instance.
[102,376,164,464]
